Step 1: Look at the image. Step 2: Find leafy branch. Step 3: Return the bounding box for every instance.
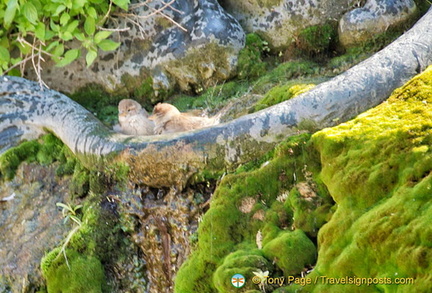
[0,0,128,87]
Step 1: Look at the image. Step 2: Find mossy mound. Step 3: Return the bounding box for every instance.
[262,229,316,276]
[41,248,105,293]
[175,134,333,293]
[306,66,432,292]
[213,249,272,292]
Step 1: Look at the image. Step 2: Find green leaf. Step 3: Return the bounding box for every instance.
[60,31,73,41]
[60,13,71,26]
[112,0,129,10]
[53,4,66,17]
[74,32,86,41]
[52,43,64,58]
[86,49,97,67]
[50,19,60,32]
[94,31,112,44]
[86,6,97,19]
[97,39,120,51]
[84,17,96,36]
[67,20,79,33]
[4,0,18,29]
[23,2,39,25]
[35,22,46,40]
[0,46,10,62]
[56,48,80,67]
[72,0,86,10]
[45,40,59,52]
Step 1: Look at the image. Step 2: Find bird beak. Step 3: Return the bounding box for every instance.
[119,112,127,117]
[148,115,155,121]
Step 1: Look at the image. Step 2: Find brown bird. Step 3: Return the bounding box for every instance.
[149,103,220,134]
[116,99,154,135]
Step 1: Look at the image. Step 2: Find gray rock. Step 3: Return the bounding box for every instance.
[339,0,418,48]
[0,163,70,292]
[27,0,245,97]
[220,0,358,51]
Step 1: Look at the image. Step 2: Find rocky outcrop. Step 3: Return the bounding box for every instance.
[26,0,245,96]
[339,0,418,48]
[220,0,358,51]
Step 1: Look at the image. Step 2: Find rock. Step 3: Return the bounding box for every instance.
[220,0,357,51]
[0,163,70,292]
[26,0,245,97]
[339,0,418,48]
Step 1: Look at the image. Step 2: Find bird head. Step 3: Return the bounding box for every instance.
[118,99,142,117]
[149,103,181,121]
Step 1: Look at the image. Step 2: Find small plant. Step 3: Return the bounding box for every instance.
[55,202,83,268]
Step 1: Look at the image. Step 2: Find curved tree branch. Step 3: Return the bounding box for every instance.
[1,8,432,188]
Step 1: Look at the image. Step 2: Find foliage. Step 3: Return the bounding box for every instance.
[0,0,128,77]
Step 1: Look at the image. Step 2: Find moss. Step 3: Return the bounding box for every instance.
[69,84,126,127]
[41,249,105,293]
[213,249,273,292]
[296,23,337,57]
[237,33,268,80]
[0,140,40,180]
[262,229,317,276]
[175,133,333,293]
[0,134,78,182]
[306,66,432,291]
[252,61,321,95]
[252,83,315,112]
[414,0,431,15]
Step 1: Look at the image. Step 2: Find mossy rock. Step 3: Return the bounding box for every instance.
[213,249,273,293]
[307,66,432,292]
[41,249,105,293]
[175,134,332,293]
[262,229,316,276]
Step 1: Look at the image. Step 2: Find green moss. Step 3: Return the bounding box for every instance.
[262,229,316,276]
[296,23,337,57]
[213,249,272,292]
[69,84,127,126]
[252,61,321,95]
[0,140,40,180]
[237,33,268,80]
[41,249,105,293]
[175,133,333,293]
[252,83,315,112]
[0,134,78,181]
[307,66,432,291]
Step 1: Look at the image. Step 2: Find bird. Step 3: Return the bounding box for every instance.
[115,99,154,135]
[148,103,220,134]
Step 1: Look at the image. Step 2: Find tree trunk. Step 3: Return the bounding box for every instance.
[1,8,432,188]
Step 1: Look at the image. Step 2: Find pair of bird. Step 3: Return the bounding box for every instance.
[116,99,219,136]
